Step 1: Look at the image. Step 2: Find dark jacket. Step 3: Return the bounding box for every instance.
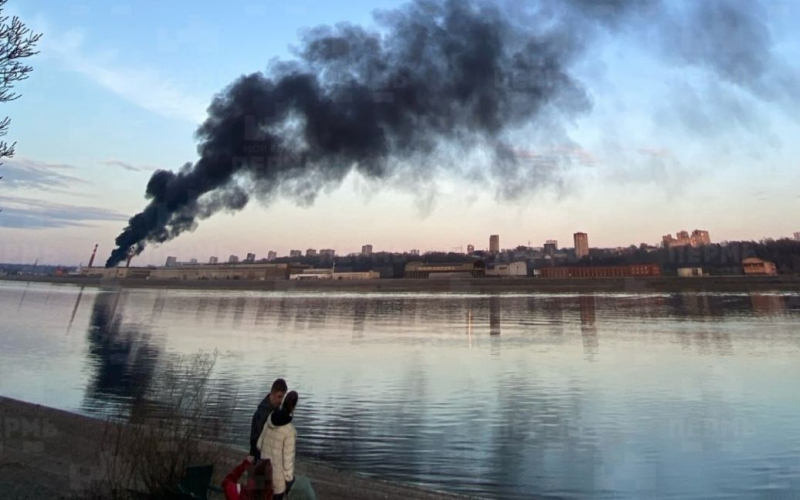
[250,395,279,459]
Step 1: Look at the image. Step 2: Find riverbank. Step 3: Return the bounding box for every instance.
[0,397,470,500]
[2,274,800,293]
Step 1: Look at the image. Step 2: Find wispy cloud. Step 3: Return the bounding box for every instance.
[101,159,157,172]
[0,157,85,191]
[39,23,206,123]
[0,195,128,229]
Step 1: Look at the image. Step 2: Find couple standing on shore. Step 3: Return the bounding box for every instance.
[224,378,308,500]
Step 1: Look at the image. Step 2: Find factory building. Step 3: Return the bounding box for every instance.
[290,270,380,280]
[486,262,528,277]
[150,263,291,281]
[80,267,152,279]
[539,264,661,279]
[404,261,486,279]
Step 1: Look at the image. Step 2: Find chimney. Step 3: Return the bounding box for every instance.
[88,244,98,268]
[126,252,133,268]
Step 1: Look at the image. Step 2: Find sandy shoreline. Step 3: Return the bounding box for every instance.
[3,275,799,293]
[0,396,472,499]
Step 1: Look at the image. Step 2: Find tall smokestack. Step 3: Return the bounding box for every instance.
[88,244,98,268]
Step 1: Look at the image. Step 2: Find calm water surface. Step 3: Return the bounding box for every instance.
[1,281,799,499]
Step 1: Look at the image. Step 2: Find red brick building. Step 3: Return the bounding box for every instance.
[539,264,661,279]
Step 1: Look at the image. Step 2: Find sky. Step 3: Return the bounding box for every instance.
[1,0,799,266]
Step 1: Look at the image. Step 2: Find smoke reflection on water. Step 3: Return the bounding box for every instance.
[2,283,800,499]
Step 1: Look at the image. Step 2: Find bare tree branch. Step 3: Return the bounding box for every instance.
[0,0,42,161]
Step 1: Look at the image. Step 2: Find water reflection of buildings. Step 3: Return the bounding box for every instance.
[489,296,501,336]
[579,295,598,361]
[749,294,786,315]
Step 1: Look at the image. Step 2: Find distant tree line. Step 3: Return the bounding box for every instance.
[270,239,800,277]
[576,239,800,275]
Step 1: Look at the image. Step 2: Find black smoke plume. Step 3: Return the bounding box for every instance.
[106,0,790,267]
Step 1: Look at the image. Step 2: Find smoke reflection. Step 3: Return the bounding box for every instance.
[82,290,160,415]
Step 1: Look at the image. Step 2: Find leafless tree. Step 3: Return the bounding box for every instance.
[0,0,41,162]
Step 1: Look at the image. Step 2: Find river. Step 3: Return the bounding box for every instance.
[1,281,798,499]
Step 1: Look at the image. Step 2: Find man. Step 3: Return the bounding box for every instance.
[250,378,287,460]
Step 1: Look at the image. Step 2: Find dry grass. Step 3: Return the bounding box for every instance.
[83,350,236,499]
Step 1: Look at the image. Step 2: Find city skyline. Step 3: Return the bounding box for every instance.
[2,1,800,266]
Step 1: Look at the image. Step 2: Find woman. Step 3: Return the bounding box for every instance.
[257,391,298,500]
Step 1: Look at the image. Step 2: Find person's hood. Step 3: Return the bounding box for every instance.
[269,408,293,427]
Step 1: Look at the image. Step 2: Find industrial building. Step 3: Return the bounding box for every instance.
[150,263,291,280]
[574,232,589,258]
[539,264,661,279]
[742,258,778,276]
[678,267,704,277]
[290,270,380,280]
[80,267,152,279]
[404,261,486,279]
[486,262,527,277]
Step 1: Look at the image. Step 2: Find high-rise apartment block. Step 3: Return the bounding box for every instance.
[320,249,335,258]
[691,230,711,246]
[229,255,239,263]
[795,232,800,242]
[362,244,373,256]
[245,253,256,263]
[574,232,589,258]
[663,230,711,248]
[209,256,218,264]
[306,249,317,257]
[489,235,500,253]
[544,240,558,256]
[289,250,302,258]
[165,256,178,267]
[267,251,277,261]
[189,258,198,265]
[467,244,475,254]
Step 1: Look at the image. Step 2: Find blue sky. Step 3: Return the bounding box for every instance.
[2,0,799,265]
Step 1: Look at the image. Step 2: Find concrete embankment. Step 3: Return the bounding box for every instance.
[2,275,800,293]
[0,396,469,500]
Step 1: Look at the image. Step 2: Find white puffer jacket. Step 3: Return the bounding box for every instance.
[256,411,297,494]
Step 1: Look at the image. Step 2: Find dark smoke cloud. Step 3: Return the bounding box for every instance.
[107,0,792,266]
[107,0,590,266]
